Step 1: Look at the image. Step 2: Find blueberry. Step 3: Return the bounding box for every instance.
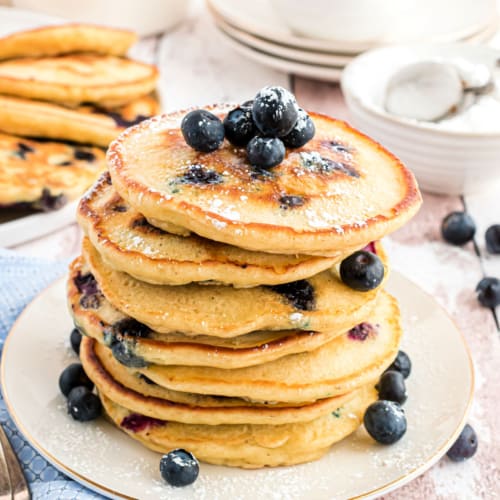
[364,400,407,445]
[485,224,500,254]
[181,109,224,152]
[441,212,476,245]
[111,340,148,368]
[269,279,315,311]
[252,86,299,137]
[385,350,411,379]
[475,277,500,308]
[67,386,102,422]
[247,136,285,169]
[59,363,93,397]
[282,108,315,148]
[223,105,257,147]
[70,328,82,355]
[376,370,407,404]
[446,424,478,461]
[340,251,384,292]
[160,449,199,487]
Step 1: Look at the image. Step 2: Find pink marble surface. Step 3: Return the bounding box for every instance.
[2,7,500,498]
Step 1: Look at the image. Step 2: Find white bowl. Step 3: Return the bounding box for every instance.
[11,0,192,36]
[341,42,500,195]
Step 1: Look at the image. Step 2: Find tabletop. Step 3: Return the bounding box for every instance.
[3,2,500,499]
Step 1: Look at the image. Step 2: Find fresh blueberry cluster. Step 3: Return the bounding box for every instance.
[180,86,315,169]
[441,212,500,309]
[363,350,411,445]
[58,329,102,422]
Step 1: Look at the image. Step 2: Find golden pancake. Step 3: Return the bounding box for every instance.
[0,55,158,107]
[82,237,387,337]
[78,172,350,287]
[81,336,366,425]
[68,256,380,368]
[100,385,377,468]
[0,24,136,60]
[107,106,421,256]
[0,94,159,147]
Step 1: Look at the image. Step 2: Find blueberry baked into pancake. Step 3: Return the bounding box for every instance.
[62,86,421,476]
[0,132,105,211]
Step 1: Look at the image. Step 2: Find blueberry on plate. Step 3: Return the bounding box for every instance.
[247,136,285,169]
[340,251,385,292]
[282,108,315,148]
[385,350,411,379]
[376,370,408,405]
[364,400,407,445]
[252,86,299,137]
[223,105,257,147]
[59,363,94,397]
[447,423,478,461]
[485,224,500,254]
[181,109,225,152]
[160,449,199,487]
[70,328,82,355]
[67,386,102,422]
[475,277,500,308]
[441,211,476,245]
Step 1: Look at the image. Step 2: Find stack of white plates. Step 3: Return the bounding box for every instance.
[208,0,498,81]
[341,43,500,195]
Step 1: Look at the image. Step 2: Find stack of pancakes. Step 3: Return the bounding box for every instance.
[68,106,422,468]
[0,24,159,212]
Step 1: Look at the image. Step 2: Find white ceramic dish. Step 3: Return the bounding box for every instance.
[216,26,344,82]
[342,42,500,194]
[10,0,192,36]
[1,272,474,500]
[0,199,79,248]
[214,17,354,66]
[208,0,496,54]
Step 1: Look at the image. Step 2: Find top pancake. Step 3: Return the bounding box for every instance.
[107,106,422,256]
[0,24,137,60]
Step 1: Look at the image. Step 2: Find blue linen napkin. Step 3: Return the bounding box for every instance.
[0,249,104,499]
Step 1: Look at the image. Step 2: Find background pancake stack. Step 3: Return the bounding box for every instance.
[0,24,159,213]
[68,105,421,468]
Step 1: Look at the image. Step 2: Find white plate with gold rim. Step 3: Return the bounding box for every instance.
[1,271,473,499]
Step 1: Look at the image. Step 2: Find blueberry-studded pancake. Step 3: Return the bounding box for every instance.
[81,237,387,337]
[134,291,401,404]
[0,132,105,208]
[107,105,422,256]
[68,257,380,368]
[100,385,377,468]
[79,336,364,425]
[0,94,159,147]
[78,173,351,287]
[0,55,158,107]
[0,24,137,60]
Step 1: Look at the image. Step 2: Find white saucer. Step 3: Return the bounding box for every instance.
[1,272,474,499]
[216,26,344,81]
[208,0,495,55]
[215,17,354,66]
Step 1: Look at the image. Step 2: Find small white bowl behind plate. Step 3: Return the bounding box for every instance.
[341,42,500,195]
